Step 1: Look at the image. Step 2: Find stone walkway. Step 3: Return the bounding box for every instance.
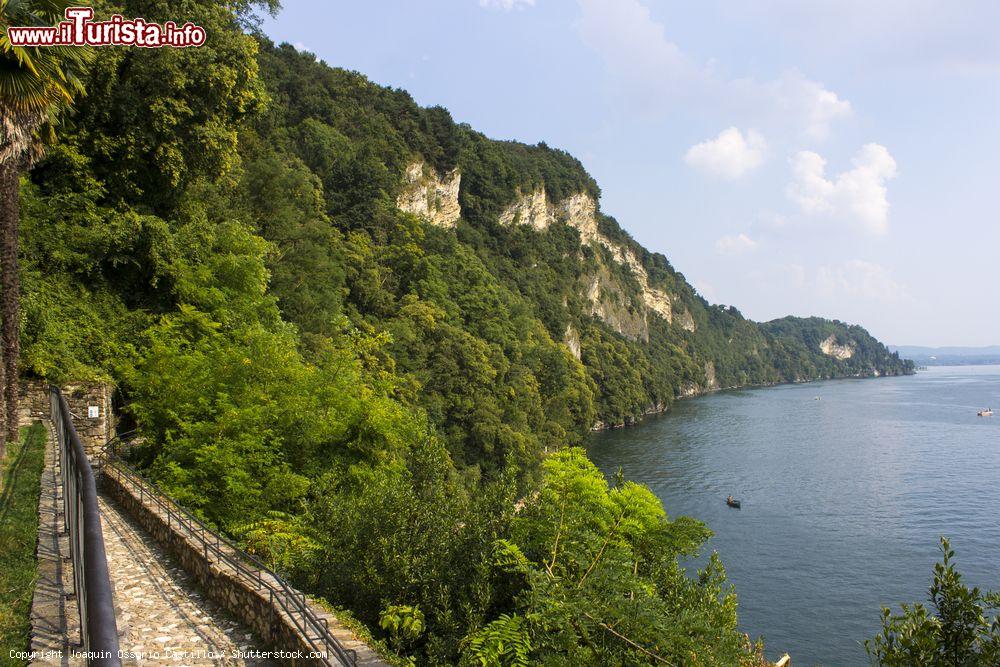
[98,493,276,665]
[29,421,82,666]
[30,418,274,666]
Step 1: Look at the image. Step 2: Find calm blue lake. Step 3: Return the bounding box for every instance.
[586,365,1000,666]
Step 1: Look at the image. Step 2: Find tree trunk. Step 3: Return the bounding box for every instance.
[0,161,21,447]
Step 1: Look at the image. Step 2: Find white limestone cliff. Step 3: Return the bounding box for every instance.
[820,334,855,360]
[498,188,551,231]
[564,324,581,360]
[498,189,692,332]
[396,163,698,340]
[396,160,461,228]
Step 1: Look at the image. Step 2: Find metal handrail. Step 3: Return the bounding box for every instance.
[100,438,357,667]
[50,387,121,666]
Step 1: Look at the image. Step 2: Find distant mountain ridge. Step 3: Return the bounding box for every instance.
[890,345,1000,366]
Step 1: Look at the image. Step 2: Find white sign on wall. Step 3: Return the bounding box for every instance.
[88,405,100,419]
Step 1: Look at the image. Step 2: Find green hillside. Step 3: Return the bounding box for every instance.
[248,40,911,436]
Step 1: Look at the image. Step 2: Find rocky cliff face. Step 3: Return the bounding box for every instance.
[583,270,650,342]
[704,361,719,391]
[396,160,462,228]
[820,334,855,360]
[498,188,695,338]
[396,170,688,342]
[497,188,598,238]
[559,192,601,244]
[399,169,697,342]
[564,324,581,360]
[497,188,551,231]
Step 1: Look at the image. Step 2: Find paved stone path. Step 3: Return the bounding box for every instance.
[98,493,276,665]
[30,418,274,666]
[29,421,83,666]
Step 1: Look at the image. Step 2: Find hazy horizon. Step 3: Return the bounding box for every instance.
[262,1,1000,347]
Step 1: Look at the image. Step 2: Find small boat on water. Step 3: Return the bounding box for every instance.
[978,408,993,417]
[726,496,741,509]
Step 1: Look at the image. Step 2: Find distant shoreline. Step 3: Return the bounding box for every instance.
[890,345,1000,367]
[916,361,1000,367]
[591,368,911,431]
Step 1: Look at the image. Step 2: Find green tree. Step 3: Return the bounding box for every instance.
[379,604,426,663]
[866,538,1000,666]
[70,0,275,214]
[232,511,320,577]
[467,449,764,666]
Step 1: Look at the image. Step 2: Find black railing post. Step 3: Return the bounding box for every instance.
[50,387,121,666]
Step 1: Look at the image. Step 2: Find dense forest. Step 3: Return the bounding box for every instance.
[15,1,912,663]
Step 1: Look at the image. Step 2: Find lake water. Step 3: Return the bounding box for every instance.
[586,365,1000,666]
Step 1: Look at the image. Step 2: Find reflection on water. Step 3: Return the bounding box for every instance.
[586,366,1000,666]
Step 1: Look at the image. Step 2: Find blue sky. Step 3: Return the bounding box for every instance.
[262,1,1000,346]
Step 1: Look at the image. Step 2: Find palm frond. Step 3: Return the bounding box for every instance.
[0,0,91,162]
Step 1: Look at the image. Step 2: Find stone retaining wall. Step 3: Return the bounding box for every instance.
[18,379,113,459]
[101,466,386,666]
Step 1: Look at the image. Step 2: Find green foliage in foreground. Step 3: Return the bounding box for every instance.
[0,424,47,664]
[866,538,1000,666]
[464,450,763,666]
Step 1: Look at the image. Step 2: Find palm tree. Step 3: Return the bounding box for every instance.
[0,0,88,458]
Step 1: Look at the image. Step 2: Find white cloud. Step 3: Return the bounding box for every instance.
[575,0,691,79]
[574,0,852,139]
[765,72,852,141]
[685,127,766,179]
[786,143,898,235]
[757,260,910,305]
[480,0,535,10]
[715,233,760,256]
[816,260,909,303]
[574,0,696,114]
